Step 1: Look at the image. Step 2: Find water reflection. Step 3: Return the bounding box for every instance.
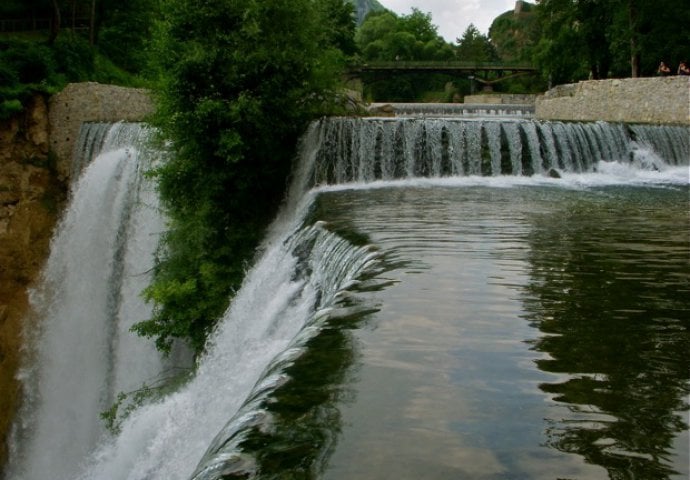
[522,187,690,478]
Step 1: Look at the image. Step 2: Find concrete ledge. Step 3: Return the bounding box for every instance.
[535,77,690,125]
[49,82,154,180]
[464,93,537,105]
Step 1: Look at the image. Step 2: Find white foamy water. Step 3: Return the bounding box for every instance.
[7,125,179,480]
[314,162,689,193]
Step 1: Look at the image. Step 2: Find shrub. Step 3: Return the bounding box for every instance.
[0,99,24,120]
[2,40,56,84]
[134,0,353,354]
[52,33,95,81]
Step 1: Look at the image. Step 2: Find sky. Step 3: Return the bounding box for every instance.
[381,0,518,42]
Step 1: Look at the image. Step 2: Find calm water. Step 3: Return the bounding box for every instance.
[244,182,690,479]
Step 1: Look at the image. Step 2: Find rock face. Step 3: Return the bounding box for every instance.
[348,0,385,25]
[0,94,67,469]
[535,76,690,125]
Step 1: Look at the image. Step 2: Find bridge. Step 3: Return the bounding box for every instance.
[348,61,538,88]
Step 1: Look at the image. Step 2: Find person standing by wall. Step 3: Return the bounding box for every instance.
[657,61,671,75]
[677,61,690,75]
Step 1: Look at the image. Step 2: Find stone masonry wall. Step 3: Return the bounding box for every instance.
[464,93,537,105]
[535,76,690,125]
[49,82,154,181]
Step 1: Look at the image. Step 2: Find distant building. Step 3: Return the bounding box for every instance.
[515,1,525,15]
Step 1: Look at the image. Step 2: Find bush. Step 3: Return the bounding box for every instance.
[134,0,353,354]
[0,61,18,86]
[52,33,95,81]
[2,40,56,84]
[0,33,145,120]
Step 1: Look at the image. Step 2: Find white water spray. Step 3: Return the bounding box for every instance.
[7,124,176,480]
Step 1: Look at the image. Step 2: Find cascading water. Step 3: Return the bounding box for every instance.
[7,123,187,480]
[308,118,689,184]
[7,115,689,480]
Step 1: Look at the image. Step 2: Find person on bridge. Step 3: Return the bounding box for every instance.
[678,61,690,75]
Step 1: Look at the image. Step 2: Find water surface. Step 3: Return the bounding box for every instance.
[296,183,690,479]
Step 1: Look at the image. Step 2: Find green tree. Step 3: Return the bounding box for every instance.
[355,8,454,101]
[455,24,499,62]
[356,8,452,61]
[533,0,591,83]
[319,0,358,57]
[96,0,159,73]
[356,10,401,59]
[534,0,690,82]
[135,0,350,354]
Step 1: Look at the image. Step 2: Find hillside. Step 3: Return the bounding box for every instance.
[348,0,385,25]
[489,1,538,62]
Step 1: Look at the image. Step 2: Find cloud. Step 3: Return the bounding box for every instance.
[381,0,517,41]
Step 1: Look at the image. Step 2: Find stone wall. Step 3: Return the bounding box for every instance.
[535,76,690,125]
[464,93,537,105]
[49,82,154,181]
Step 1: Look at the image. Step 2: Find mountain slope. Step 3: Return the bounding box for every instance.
[347,0,385,25]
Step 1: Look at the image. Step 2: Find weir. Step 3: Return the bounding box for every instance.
[308,117,689,183]
[7,115,689,480]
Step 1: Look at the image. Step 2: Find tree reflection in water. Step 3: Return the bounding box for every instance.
[522,187,690,479]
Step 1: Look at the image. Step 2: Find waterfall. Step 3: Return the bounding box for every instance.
[59,136,385,479]
[308,118,689,185]
[70,122,111,182]
[190,223,383,480]
[7,116,688,480]
[7,123,183,480]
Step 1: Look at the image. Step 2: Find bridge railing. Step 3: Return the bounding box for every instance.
[355,60,536,71]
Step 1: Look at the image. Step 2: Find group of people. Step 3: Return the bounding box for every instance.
[658,60,690,75]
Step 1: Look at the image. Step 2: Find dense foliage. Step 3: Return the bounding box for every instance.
[489,3,539,62]
[488,0,690,87]
[0,36,80,118]
[355,9,458,101]
[95,0,159,73]
[133,0,355,354]
[455,24,499,63]
[531,0,690,83]
[356,9,454,61]
[0,0,156,119]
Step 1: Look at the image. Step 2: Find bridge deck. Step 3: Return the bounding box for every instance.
[350,61,537,85]
[353,60,536,73]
